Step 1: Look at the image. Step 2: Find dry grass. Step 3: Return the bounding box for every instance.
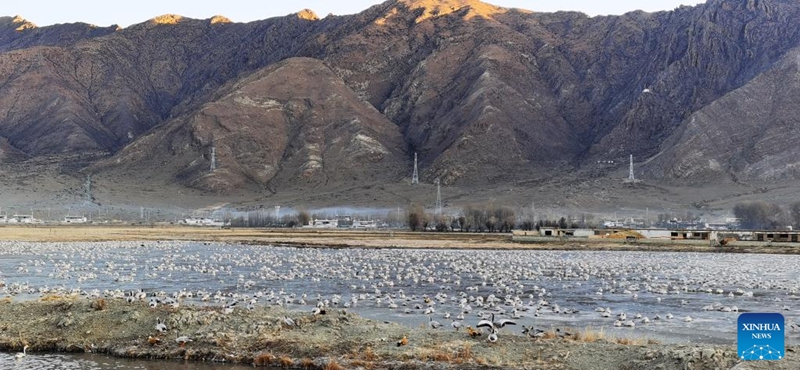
[324,360,345,370]
[450,342,474,364]
[455,342,473,360]
[299,357,315,369]
[414,347,453,363]
[614,336,659,346]
[0,226,518,250]
[40,295,68,302]
[91,298,107,311]
[432,350,452,362]
[362,346,378,361]
[253,353,273,366]
[278,355,294,367]
[542,328,558,339]
[349,359,373,369]
[572,326,605,342]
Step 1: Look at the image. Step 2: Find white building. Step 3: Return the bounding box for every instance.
[63,215,88,224]
[183,217,227,227]
[7,215,41,224]
[351,220,378,229]
[304,219,339,228]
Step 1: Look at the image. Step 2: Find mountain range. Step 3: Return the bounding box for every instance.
[2,0,800,215]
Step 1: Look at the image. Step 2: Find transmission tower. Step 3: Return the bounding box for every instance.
[624,154,640,184]
[628,154,635,182]
[411,152,419,185]
[435,178,442,218]
[210,146,217,172]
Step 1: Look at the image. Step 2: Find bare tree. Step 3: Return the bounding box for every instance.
[297,210,311,226]
[733,201,786,230]
[408,204,426,231]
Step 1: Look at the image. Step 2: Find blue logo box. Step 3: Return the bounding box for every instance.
[738,313,784,361]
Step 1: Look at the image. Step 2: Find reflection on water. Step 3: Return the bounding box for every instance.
[0,353,253,369]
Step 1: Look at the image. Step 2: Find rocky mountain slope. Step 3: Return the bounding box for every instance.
[2,0,800,210]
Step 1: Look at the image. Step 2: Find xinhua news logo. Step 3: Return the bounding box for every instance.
[738,313,784,361]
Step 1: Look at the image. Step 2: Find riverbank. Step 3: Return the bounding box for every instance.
[1,225,798,254]
[1,298,795,369]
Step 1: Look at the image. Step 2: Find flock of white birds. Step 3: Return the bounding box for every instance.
[0,241,798,344]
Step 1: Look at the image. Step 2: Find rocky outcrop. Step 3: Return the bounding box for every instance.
[92,57,408,192]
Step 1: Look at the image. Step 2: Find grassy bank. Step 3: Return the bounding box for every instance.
[1,298,790,369]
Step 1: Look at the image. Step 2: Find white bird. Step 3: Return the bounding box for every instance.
[15,345,28,359]
[312,307,326,316]
[223,300,237,314]
[175,335,192,347]
[487,329,498,343]
[155,317,167,333]
[451,320,461,331]
[684,316,693,322]
[428,317,443,329]
[282,316,296,328]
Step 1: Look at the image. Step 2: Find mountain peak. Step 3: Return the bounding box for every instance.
[209,15,232,25]
[393,0,505,23]
[149,14,184,25]
[8,15,36,31]
[295,9,319,21]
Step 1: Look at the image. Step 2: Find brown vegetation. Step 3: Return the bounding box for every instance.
[323,361,345,370]
[572,327,605,343]
[253,353,274,366]
[91,298,107,311]
[299,357,315,369]
[278,355,294,367]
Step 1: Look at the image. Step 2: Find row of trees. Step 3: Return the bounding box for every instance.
[407,204,517,232]
[212,200,800,232]
[406,204,590,232]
